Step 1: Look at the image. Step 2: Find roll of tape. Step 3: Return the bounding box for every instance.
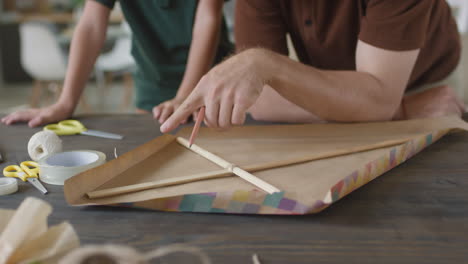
[28,130,63,161]
[0,178,18,195]
[39,150,106,185]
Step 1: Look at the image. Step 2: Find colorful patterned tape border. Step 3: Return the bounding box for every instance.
[116,130,449,215]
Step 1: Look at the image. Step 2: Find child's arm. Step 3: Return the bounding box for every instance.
[153,0,225,124]
[1,1,110,127]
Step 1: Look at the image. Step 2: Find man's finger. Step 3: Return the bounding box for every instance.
[205,101,220,128]
[218,99,233,129]
[231,104,247,126]
[160,96,202,133]
[192,110,199,122]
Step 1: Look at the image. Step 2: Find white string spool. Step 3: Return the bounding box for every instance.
[39,150,106,185]
[28,130,63,161]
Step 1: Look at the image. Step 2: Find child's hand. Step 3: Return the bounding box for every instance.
[153,98,190,124]
[1,103,74,127]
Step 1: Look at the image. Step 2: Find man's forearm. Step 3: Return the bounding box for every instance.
[253,48,401,122]
[249,85,323,123]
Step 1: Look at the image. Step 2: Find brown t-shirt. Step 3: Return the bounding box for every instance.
[235,0,461,90]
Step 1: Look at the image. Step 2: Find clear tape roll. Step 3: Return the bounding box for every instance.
[0,178,18,195]
[39,150,106,185]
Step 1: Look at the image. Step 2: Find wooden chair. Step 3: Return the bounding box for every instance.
[95,22,135,111]
[19,21,90,111]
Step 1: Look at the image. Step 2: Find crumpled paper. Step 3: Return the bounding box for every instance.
[0,197,80,264]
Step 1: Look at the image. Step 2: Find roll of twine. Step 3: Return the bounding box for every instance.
[27,130,63,161]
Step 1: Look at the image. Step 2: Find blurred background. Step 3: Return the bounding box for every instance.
[0,0,466,116]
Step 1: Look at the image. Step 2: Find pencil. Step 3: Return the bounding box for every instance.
[189,106,205,147]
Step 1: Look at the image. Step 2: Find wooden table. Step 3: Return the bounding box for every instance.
[1,114,468,263]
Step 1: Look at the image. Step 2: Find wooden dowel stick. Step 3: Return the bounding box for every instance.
[87,135,419,199]
[177,137,233,169]
[242,137,414,172]
[176,137,281,194]
[87,168,232,199]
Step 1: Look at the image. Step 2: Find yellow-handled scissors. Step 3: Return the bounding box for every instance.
[44,119,123,140]
[3,161,48,194]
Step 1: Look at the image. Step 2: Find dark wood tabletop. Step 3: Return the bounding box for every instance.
[1,114,467,263]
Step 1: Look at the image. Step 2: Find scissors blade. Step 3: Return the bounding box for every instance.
[27,178,48,194]
[81,130,124,140]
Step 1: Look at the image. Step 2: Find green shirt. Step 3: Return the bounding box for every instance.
[94,0,232,111]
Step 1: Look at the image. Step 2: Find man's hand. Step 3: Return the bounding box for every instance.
[160,50,265,133]
[1,103,74,127]
[398,85,466,119]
